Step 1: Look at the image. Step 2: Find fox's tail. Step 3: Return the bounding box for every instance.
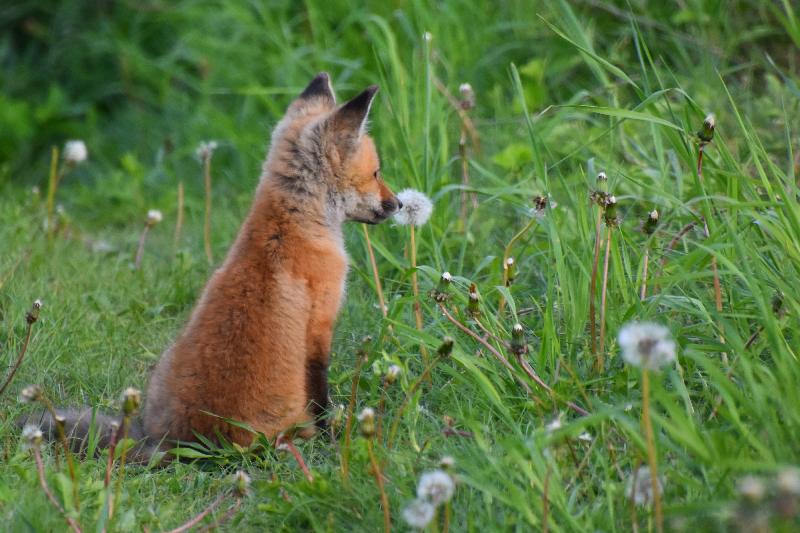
[17,408,165,465]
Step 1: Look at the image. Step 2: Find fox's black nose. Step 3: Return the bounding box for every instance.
[382,198,401,213]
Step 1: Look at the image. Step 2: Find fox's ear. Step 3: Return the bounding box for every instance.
[328,85,378,156]
[297,72,336,106]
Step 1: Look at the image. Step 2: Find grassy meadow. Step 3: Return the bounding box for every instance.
[2,0,800,530]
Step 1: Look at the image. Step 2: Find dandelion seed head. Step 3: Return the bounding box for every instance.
[578,431,593,442]
[737,475,766,503]
[417,469,455,505]
[233,470,251,497]
[703,113,716,131]
[626,466,662,507]
[422,31,432,43]
[385,365,402,384]
[402,499,435,529]
[195,140,218,160]
[147,209,163,225]
[776,468,800,495]
[22,424,43,450]
[441,271,452,283]
[440,456,456,469]
[19,385,43,404]
[122,387,142,415]
[618,322,676,370]
[459,83,475,110]
[63,140,88,164]
[394,189,433,226]
[358,407,376,437]
[545,417,563,434]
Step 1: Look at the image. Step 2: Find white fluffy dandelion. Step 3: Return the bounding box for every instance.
[233,470,252,497]
[63,140,88,164]
[618,322,676,370]
[777,468,800,496]
[195,140,218,160]
[19,384,43,404]
[417,469,455,506]
[737,475,766,503]
[146,209,163,226]
[402,498,435,529]
[385,365,402,384]
[626,466,662,506]
[394,189,433,227]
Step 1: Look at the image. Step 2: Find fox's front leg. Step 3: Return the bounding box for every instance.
[305,317,335,431]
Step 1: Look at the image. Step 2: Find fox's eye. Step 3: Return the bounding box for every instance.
[373,170,379,180]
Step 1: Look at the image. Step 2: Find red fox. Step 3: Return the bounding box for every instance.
[23,73,401,460]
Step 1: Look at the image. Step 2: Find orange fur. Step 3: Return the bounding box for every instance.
[143,73,399,447]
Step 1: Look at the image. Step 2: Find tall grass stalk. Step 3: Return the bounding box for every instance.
[641,370,663,533]
[362,224,387,318]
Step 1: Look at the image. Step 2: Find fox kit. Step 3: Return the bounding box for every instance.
[25,73,401,458]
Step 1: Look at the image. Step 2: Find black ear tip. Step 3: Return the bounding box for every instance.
[366,84,379,96]
[300,72,334,100]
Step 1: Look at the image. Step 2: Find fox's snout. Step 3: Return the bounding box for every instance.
[381,196,402,215]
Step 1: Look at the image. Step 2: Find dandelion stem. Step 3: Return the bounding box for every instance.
[386,353,443,450]
[641,370,663,533]
[277,435,313,482]
[362,224,387,318]
[367,439,391,533]
[597,226,613,370]
[499,216,539,314]
[196,497,242,533]
[174,181,184,248]
[113,414,132,518]
[165,492,227,533]
[34,447,83,533]
[341,347,369,484]
[410,225,429,369]
[133,224,150,270]
[443,501,451,533]
[0,303,39,398]
[640,249,650,301]
[202,153,214,265]
[45,146,61,240]
[588,208,603,356]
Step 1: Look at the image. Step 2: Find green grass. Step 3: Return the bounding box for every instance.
[2,0,800,530]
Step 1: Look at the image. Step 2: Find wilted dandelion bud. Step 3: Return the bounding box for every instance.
[232,470,252,497]
[504,257,516,284]
[196,140,218,161]
[26,300,42,325]
[122,387,142,416]
[439,455,456,470]
[459,83,475,110]
[737,475,766,504]
[603,195,619,227]
[422,31,432,43]
[22,424,44,451]
[532,195,548,219]
[510,323,527,356]
[402,499,435,530]
[417,469,456,506]
[597,171,607,184]
[358,407,376,438]
[437,336,454,358]
[31,186,40,197]
[467,283,480,317]
[146,209,163,227]
[63,140,88,165]
[626,466,662,507]
[19,384,44,404]
[54,414,66,435]
[618,322,677,370]
[698,113,716,143]
[330,404,346,431]
[385,365,402,385]
[430,271,452,302]
[394,189,433,227]
[643,209,659,236]
[590,190,609,208]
